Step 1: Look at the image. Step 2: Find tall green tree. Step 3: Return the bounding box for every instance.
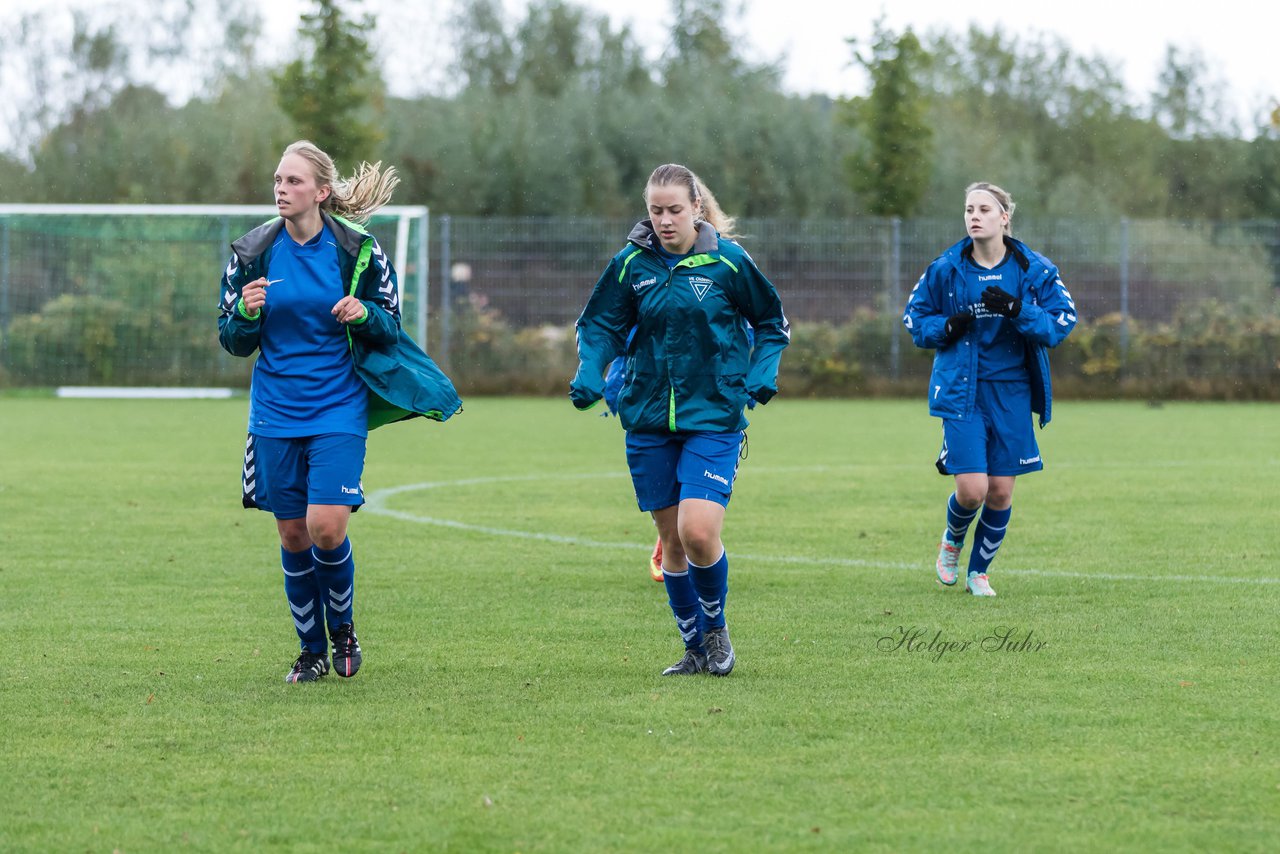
[1151,46,1233,139]
[843,20,932,217]
[920,26,1161,219]
[452,0,517,93]
[515,0,587,97]
[668,0,739,73]
[1244,121,1280,218]
[273,0,384,165]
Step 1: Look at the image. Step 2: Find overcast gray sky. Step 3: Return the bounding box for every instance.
[340,0,1276,129]
[557,0,1278,125]
[5,0,1278,130]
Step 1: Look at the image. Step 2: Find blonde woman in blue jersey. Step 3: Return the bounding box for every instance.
[903,182,1077,596]
[571,164,790,676]
[218,141,460,683]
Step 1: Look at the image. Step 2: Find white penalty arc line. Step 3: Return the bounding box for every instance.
[363,472,1278,587]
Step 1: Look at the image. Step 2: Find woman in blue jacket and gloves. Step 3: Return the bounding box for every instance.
[571,163,790,676]
[218,140,460,683]
[903,182,1077,596]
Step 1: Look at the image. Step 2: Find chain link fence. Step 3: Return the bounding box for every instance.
[431,215,1280,384]
[2,208,1277,393]
[432,216,1280,328]
[0,206,428,387]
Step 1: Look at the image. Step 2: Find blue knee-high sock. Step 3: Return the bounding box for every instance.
[688,549,729,631]
[312,537,355,630]
[945,493,981,546]
[282,546,326,654]
[968,506,1012,576]
[662,568,703,651]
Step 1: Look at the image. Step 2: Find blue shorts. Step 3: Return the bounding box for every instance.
[254,433,367,519]
[937,381,1043,477]
[624,431,744,512]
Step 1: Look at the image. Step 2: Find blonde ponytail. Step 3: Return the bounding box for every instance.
[282,140,399,226]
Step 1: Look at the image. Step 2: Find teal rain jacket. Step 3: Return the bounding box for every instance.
[571,221,790,433]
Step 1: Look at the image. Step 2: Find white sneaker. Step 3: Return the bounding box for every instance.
[966,573,996,596]
[935,537,961,586]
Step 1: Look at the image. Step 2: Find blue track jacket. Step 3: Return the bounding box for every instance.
[903,235,1077,427]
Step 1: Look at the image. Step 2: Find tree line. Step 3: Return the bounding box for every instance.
[1,0,1277,223]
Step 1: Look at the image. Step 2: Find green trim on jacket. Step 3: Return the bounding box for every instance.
[571,220,790,433]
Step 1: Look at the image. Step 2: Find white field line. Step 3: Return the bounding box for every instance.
[363,469,1278,586]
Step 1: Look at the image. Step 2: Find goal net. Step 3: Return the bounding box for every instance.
[0,204,429,389]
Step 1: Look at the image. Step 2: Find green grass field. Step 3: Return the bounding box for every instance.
[2,395,1277,852]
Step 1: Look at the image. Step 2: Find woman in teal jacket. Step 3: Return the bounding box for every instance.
[571,163,790,677]
[903,181,1077,597]
[218,140,460,683]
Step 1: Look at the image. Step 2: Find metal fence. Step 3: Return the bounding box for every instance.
[0,205,428,387]
[0,207,1276,388]
[432,215,1280,371]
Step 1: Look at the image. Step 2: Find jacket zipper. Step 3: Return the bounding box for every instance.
[664,265,678,432]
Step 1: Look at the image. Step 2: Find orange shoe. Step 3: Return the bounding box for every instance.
[649,536,664,582]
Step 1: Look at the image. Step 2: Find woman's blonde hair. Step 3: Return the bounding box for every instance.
[283,140,399,226]
[964,181,1015,235]
[646,163,738,240]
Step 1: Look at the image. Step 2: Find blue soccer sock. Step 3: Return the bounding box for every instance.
[968,505,1013,576]
[312,537,356,630]
[662,568,703,651]
[688,549,730,631]
[945,493,981,546]
[281,546,326,654]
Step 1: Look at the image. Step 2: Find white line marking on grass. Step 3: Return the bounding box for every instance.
[56,386,234,399]
[364,473,1278,587]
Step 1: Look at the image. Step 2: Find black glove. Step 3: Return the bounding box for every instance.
[981,285,1021,318]
[941,312,973,345]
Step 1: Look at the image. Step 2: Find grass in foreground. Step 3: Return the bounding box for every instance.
[1,396,1276,852]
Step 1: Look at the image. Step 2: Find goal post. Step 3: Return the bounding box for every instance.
[0,204,430,389]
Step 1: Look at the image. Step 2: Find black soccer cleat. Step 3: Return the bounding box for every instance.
[329,623,362,678]
[703,626,735,676]
[285,650,330,683]
[661,648,708,676]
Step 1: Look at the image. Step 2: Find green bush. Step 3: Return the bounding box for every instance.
[443,295,578,396]
[1055,299,1280,400]
[6,290,1278,401]
[435,298,1280,401]
[2,293,249,387]
[4,294,145,384]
